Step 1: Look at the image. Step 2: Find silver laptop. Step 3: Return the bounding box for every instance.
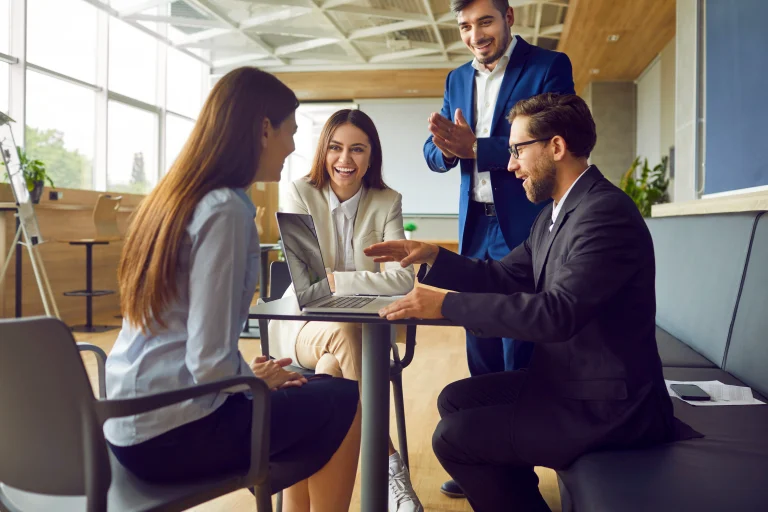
[275,212,400,314]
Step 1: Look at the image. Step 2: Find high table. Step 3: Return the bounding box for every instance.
[249,297,454,512]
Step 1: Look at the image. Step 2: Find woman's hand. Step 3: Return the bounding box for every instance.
[250,356,308,390]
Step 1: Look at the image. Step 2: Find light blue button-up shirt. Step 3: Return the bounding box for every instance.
[104,187,260,446]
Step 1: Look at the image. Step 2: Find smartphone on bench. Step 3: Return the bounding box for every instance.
[670,383,711,401]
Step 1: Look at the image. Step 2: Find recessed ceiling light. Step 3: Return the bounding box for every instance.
[589,68,600,75]
[607,34,620,42]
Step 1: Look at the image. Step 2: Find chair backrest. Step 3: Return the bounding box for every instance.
[647,212,760,366]
[269,260,291,300]
[93,194,122,240]
[258,261,292,359]
[724,212,768,396]
[0,317,111,500]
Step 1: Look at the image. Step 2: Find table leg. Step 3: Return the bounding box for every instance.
[361,323,391,512]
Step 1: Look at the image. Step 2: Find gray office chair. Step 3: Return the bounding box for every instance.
[0,317,273,512]
[258,261,417,512]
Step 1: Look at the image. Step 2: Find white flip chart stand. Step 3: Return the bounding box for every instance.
[0,111,60,318]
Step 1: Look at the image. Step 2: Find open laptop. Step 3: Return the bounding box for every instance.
[275,212,401,314]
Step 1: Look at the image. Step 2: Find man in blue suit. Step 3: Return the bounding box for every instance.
[423,0,574,498]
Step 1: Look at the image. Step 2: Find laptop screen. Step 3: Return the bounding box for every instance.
[275,212,333,308]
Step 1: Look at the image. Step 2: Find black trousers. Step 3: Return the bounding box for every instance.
[109,376,358,493]
[432,371,551,512]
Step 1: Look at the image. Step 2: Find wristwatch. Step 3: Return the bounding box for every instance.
[472,139,478,159]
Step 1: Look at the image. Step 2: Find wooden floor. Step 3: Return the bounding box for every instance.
[77,318,562,512]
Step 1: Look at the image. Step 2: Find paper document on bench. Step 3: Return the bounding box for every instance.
[665,380,765,406]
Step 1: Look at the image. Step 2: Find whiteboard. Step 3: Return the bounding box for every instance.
[0,123,44,244]
[357,98,460,215]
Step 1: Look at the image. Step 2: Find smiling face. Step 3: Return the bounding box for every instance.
[457,0,514,70]
[325,122,371,201]
[507,115,557,204]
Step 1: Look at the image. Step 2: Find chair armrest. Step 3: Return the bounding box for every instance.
[94,375,268,422]
[78,343,107,399]
[95,375,271,486]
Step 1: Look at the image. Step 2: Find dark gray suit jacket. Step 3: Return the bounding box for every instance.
[420,166,680,469]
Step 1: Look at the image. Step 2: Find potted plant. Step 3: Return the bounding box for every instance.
[620,156,669,217]
[403,222,417,240]
[3,147,55,204]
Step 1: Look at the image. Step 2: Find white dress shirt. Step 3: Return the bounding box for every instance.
[329,184,363,272]
[104,187,260,446]
[550,166,592,231]
[472,36,517,203]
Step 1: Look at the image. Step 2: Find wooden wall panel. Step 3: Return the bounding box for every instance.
[1,181,282,324]
[273,68,451,101]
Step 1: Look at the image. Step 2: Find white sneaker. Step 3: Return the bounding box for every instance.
[388,453,423,512]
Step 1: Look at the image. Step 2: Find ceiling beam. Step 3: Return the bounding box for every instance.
[173,27,232,45]
[123,14,226,29]
[307,0,367,61]
[246,25,335,39]
[183,0,285,65]
[421,0,449,61]
[348,20,430,40]
[540,23,564,36]
[370,47,441,63]
[328,5,431,22]
[239,7,313,29]
[533,1,543,45]
[275,38,340,56]
[117,0,173,17]
[213,53,272,68]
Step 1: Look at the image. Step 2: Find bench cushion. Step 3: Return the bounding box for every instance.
[656,326,716,368]
[558,367,768,512]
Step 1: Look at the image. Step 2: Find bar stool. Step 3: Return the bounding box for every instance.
[62,194,122,333]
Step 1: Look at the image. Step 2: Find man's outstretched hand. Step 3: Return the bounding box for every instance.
[378,287,448,321]
[363,240,440,268]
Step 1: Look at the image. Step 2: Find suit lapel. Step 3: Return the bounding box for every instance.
[457,64,476,130]
[533,167,602,287]
[321,185,337,270]
[490,36,531,134]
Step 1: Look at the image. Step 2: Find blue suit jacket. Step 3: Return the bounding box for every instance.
[423,36,575,253]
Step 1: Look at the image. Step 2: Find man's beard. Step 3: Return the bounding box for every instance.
[524,154,557,204]
[477,31,511,65]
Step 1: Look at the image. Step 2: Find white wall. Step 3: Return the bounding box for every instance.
[356,98,461,216]
[636,58,662,169]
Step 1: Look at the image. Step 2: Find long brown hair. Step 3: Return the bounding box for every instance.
[307,109,388,190]
[119,67,298,330]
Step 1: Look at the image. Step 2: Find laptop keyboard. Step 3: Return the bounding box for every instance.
[316,296,376,309]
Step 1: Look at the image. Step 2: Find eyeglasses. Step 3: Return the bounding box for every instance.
[508,137,553,159]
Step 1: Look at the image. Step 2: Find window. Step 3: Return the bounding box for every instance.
[167,47,207,118]
[27,0,98,84]
[25,70,96,190]
[107,101,158,194]
[0,63,8,115]
[109,17,159,105]
[165,113,195,174]
[0,0,10,55]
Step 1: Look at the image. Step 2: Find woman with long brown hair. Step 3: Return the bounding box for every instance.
[268,109,422,512]
[104,68,361,511]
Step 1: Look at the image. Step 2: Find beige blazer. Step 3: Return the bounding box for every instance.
[268,177,415,364]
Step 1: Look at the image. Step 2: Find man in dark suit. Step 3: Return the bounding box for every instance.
[422,6,574,486]
[367,93,678,511]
